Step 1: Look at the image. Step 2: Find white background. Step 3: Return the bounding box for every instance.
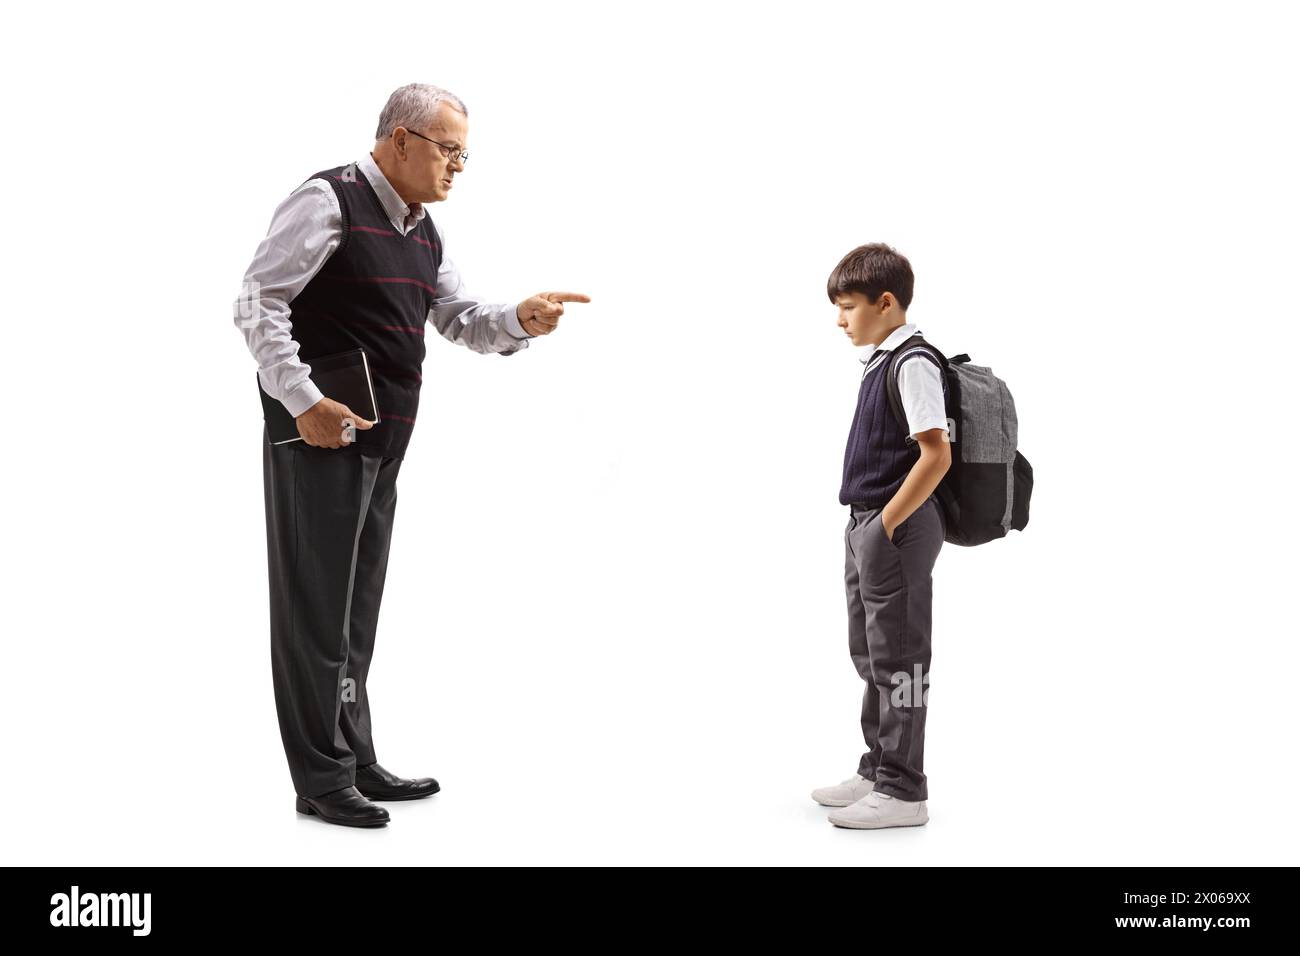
[3,0,1297,865]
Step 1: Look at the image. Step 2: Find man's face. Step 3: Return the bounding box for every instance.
[835,291,897,347]
[401,103,468,203]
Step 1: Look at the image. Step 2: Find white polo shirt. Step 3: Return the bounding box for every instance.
[859,323,950,440]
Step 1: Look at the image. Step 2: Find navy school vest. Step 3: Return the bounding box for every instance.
[839,343,946,507]
[285,162,443,461]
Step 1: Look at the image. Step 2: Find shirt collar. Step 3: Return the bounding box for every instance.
[358,151,427,234]
[859,322,919,365]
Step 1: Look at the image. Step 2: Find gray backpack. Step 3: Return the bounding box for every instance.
[886,335,1033,546]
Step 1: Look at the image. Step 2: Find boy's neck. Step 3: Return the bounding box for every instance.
[864,316,908,347]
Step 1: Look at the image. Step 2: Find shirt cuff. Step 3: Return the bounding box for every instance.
[282,378,325,418]
[908,418,952,440]
[504,307,533,340]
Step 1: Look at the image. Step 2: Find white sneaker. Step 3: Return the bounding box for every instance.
[827,790,929,829]
[811,773,877,807]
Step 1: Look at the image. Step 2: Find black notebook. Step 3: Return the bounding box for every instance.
[258,348,380,445]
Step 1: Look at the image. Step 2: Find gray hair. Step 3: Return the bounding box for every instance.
[374,83,468,140]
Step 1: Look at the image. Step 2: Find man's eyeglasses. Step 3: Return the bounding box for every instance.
[405,128,469,166]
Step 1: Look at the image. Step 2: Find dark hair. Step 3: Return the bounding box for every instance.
[826,243,914,310]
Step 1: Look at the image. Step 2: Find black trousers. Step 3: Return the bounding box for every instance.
[261,425,402,798]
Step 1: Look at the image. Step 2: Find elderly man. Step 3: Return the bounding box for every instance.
[234,83,589,828]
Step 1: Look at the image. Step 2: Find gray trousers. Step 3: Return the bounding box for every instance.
[844,495,944,802]
[262,425,401,798]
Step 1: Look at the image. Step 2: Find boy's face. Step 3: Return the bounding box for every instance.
[835,291,904,347]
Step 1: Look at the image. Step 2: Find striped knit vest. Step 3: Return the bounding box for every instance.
[286,162,443,461]
[839,352,923,507]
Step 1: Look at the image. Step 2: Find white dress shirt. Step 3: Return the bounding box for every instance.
[859,322,951,440]
[234,150,531,417]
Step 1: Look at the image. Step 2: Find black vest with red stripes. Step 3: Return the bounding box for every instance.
[287,161,443,461]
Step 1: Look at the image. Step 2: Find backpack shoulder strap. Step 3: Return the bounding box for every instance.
[885,334,949,436]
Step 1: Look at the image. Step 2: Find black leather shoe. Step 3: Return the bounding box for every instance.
[295,786,390,827]
[354,762,440,801]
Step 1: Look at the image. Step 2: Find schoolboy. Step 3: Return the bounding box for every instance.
[813,243,951,830]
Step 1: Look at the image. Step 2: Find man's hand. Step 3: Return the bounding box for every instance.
[296,396,374,448]
[516,291,591,336]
